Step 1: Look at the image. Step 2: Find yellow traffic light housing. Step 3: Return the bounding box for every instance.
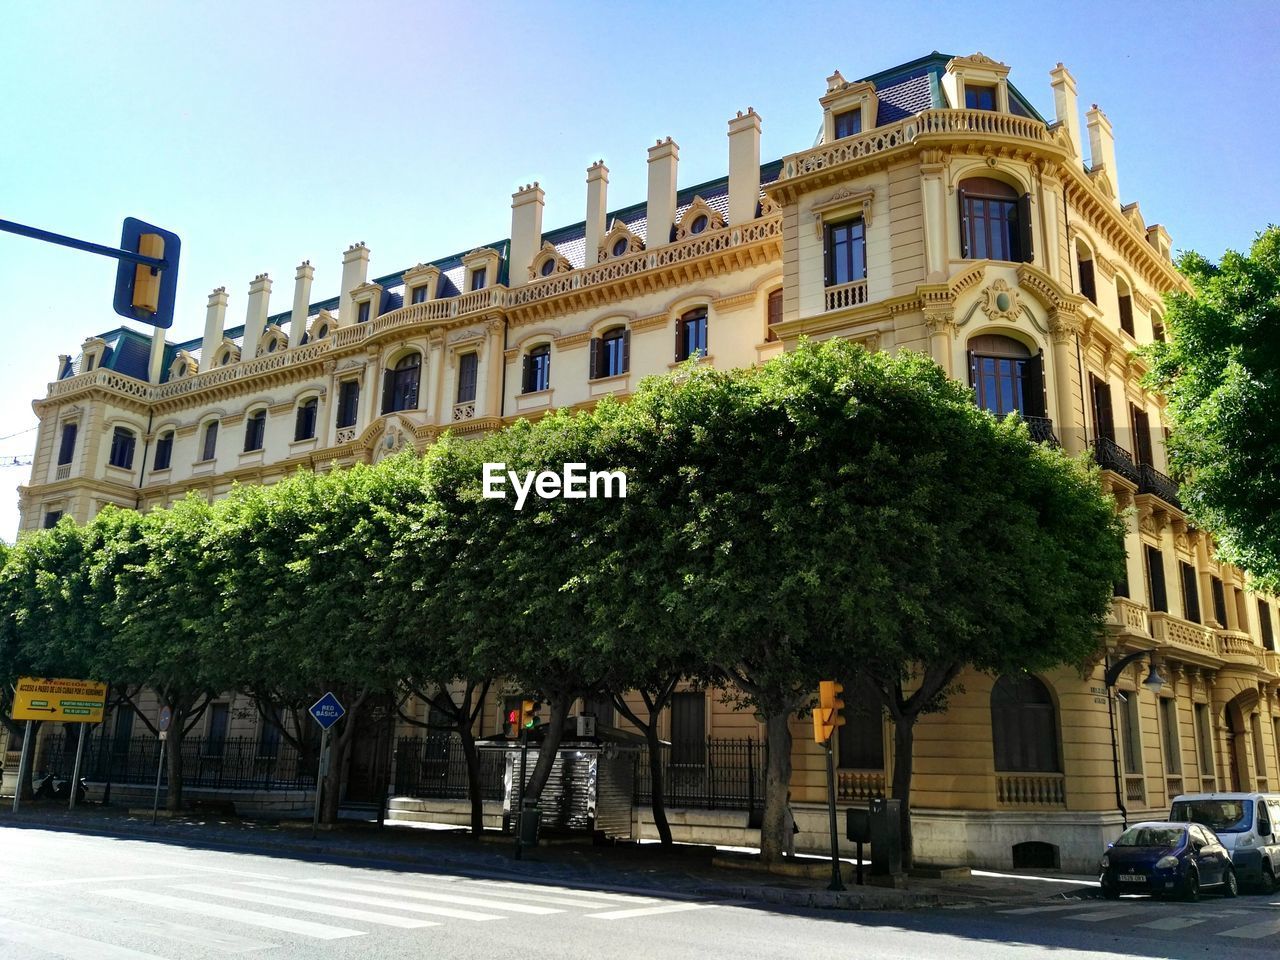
[131,233,164,313]
[520,699,542,731]
[814,681,846,743]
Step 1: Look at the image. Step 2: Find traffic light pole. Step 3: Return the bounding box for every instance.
[514,728,530,860]
[0,219,168,270]
[824,738,845,891]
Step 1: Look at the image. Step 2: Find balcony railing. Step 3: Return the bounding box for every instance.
[1092,438,1141,485]
[1139,463,1182,509]
[1166,776,1183,799]
[1149,611,1217,659]
[1125,774,1147,804]
[996,773,1066,806]
[1108,596,1151,637]
[1217,629,1261,666]
[837,770,886,801]
[824,279,868,312]
[1023,416,1059,446]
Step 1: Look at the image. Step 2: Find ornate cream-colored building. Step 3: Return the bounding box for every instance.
[15,52,1280,872]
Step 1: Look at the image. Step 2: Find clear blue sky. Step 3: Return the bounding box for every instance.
[2,0,1277,541]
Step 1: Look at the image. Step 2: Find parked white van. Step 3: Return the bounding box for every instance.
[1170,793,1280,891]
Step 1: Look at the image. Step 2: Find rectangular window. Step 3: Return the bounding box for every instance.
[154,432,173,471]
[1089,374,1115,444]
[356,301,371,324]
[1120,691,1142,775]
[1211,577,1228,628]
[1145,545,1168,613]
[112,705,134,750]
[201,422,219,462]
[1078,258,1097,304]
[411,285,428,305]
[965,84,997,110]
[43,510,63,529]
[824,220,866,287]
[204,703,230,757]
[336,380,359,428]
[1118,293,1135,337]
[84,354,95,372]
[456,353,478,404]
[470,268,487,291]
[583,695,615,728]
[57,422,77,466]
[669,691,705,767]
[1194,702,1214,777]
[244,413,266,453]
[962,191,1027,262]
[294,400,317,441]
[257,709,283,758]
[108,427,136,470]
[1160,697,1182,776]
[1180,562,1201,623]
[838,702,885,770]
[1131,405,1154,465]
[675,311,708,362]
[833,108,862,138]
[766,288,783,341]
[1260,600,1276,651]
[523,347,551,393]
[1252,715,1267,785]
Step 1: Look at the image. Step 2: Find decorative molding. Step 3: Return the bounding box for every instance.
[711,290,757,312]
[811,186,875,237]
[631,312,669,332]
[674,196,727,242]
[528,240,574,281]
[554,330,592,349]
[598,220,644,261]
[978,279,1022,323]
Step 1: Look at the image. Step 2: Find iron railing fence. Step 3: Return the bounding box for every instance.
[40,734,315,792]
[634,738,765,811]
[393,735,505,801]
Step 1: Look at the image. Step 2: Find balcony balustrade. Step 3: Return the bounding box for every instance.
[996,773,1066,807]
[1138,462,1182,509]
[824,279,868,312]
[1092,437,1141,485]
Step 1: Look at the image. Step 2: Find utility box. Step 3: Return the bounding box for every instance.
[518,800,542,846]
[869,797,903,876]
[846,807,871,844]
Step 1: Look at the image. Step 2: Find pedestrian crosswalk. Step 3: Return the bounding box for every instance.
[0,866,728,957]
[992,897,1280,942]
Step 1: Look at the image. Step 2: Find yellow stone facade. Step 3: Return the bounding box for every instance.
[15,52,1280,871]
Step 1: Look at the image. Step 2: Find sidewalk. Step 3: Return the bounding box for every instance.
[0,803,1099,913]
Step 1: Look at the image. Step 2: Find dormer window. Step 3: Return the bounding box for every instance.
[471,268,487,291]
[266,339,278,353]
[833,108,862,138]
[965,84,997,110]
[690,215,709,235]
[612,238,629,258]
[357,301,371,324]
[315,324,328,340]
[217,350,232,366]
[411,285,429,304]
[539,258,556,277]
[84,355,96,372]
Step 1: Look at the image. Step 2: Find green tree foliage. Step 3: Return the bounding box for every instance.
[1144,227,1280,592]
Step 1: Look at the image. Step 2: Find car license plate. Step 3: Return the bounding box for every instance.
[1118,874,1146,883]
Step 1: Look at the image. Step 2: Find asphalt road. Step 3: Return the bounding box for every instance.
[1,827,1276,959]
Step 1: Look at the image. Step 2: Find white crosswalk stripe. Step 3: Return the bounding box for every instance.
[176,882,440,929]
[97,888,365,940]
[1001,902,1099,915]
[1065,905,1151,922]
[1221,917,1280,939]
[291,876,565,914]
[588,901,720,921]
[0,916,174,960]
[240,879,504,921]
[1137,915,1208,930]
[461,878,663,904]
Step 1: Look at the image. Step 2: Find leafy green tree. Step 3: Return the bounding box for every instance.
[1143,226,1280,591]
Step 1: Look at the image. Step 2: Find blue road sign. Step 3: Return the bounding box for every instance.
[308,692,346,730]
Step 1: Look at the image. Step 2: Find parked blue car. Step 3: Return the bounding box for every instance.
[1099,821,1238,901]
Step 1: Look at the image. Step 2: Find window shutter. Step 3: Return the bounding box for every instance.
[1023,351,1046,418]
[958,189,969,258]
[589,337,600,380]
[622,329,631,373]
[1017,193,1034,262]
[521,354,531,393]
[966,350,977,387]
[381,369,394,414]
[1092,376,1116,443]
[675,318,684,361]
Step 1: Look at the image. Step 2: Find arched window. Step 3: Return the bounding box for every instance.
[523,344,551,394]
[590,326,630,379]
[959,177,1031,263]
[539,257,556,277]
[153,430,174,471]
[244,409,266,452]
[676,308,708,361]
[991,674,1060,772]
[217,349,232,367]
[967,334,1045,419]
[381,352,421,414]
[294,398,318,441]
[1151,311,1165,343]
[612,237,629,258]
[108,427,136,470]
[766,288,783,341]
[1075,240,1097,304]
[1116,276,1135,337]
[201,421,219,462]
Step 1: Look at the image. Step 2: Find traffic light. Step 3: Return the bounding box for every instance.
[112,217,180,328]
[813,680,846,743]
[504,707,521,739]
[521,699,542,731]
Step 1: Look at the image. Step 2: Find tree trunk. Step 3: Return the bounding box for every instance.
[523,693,569,803]
[459,723,484,836]
[165,707,185,812]
[760,711,794,864]
[645,718,673,846]
[321,698,363,825]
[890,713,916,871]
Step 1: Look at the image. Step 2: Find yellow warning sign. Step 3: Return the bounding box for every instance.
[11,676,107,723]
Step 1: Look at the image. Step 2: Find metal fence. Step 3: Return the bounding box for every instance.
[390,735,763,813]
[40,734,315,792]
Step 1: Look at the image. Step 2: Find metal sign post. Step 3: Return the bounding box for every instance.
[824,738,846,892]
[152,706,172,825]
[10,720,33,813]
[68,723,88,811]
[308,692,346,839]
[514,728,531,861]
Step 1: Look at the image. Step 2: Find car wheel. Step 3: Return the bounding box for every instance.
[1222,867,1238,898]
[1183,869,1200,903]
[1101,880,1120,900]
[1261,861,1278,895]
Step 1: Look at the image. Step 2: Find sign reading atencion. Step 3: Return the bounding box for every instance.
[482,462,627,510]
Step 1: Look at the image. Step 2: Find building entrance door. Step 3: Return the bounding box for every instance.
[343,698,394,806]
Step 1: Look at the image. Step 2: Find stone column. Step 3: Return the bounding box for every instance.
[427,332,445,424]
[919,149,949,282]
[200,288,229,372]
[1038,170,1064,283]
[1049,311,1083,454]
[923,306,954,377]
[289,261,314,349]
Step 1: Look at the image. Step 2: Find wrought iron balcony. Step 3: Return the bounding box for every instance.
[1091,437,1141,485]
[1023,416,1059,446]
[1139,463,1182,510]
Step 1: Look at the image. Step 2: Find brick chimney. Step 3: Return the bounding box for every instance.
[289,261,314,348]
[200,287,229,372]
[585,162,609,266]
[509,182,546,286]
[727,109,761,225]
[646,138,679,248]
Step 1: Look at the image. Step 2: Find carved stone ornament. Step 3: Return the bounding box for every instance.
[674,196,727,241]
[598,220,644,261]
[528,241,574,281]
[978,279,1022,323]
